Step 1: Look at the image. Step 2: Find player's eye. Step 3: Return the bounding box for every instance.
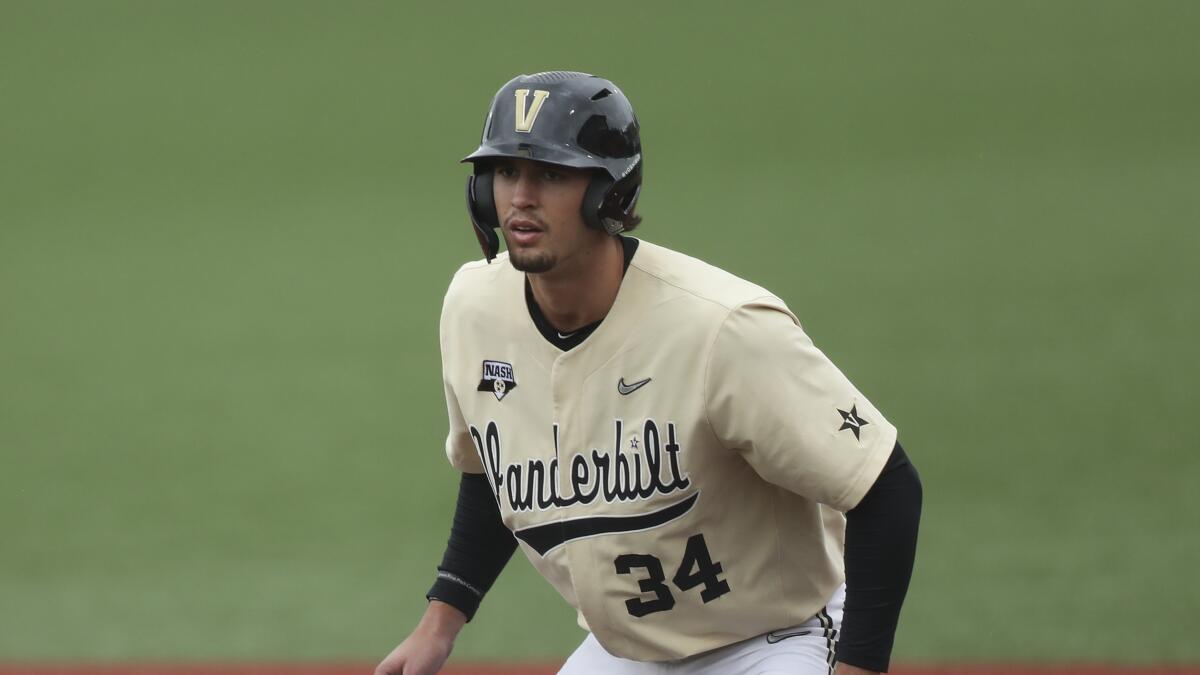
[495,164,518,179]
[543,169,564,181]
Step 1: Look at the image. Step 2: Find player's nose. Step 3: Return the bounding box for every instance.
[511,172,539,210]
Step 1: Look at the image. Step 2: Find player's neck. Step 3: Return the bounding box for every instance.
[527,236,624,333]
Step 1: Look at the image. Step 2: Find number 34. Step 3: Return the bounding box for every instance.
[613,533,731,617]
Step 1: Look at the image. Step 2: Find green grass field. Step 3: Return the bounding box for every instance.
[2,0,1198,665]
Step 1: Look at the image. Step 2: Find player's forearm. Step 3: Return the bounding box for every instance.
[838,442,923,672]
[416,600,469,641]
[425,472,518,620]
[835,665,879,675]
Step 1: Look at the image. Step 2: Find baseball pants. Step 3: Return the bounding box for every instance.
[558,584,844,675]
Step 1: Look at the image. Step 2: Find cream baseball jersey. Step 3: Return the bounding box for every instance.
[439,240,896,662]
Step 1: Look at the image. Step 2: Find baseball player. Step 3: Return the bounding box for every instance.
[376,71,922,675]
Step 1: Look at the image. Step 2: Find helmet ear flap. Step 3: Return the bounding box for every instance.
[466,170,500,261]
[583,161,642,235]
[582,174,618,234]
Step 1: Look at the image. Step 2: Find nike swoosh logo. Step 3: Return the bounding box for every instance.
[765,629,813,644]
[557,331,577,339]
[513,492,698,556]
[617,377,651,395]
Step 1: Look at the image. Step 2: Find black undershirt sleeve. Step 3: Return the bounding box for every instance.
[837,441,923,672]
[425,472,517,621]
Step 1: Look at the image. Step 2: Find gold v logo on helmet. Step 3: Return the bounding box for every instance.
[514,89,550,133]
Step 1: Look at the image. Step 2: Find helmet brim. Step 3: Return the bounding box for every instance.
[462,142,617,178]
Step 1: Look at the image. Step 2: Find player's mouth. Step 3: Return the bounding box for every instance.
[507,217,544,246]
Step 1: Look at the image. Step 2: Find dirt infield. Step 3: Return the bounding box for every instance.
[2,665,1199,675]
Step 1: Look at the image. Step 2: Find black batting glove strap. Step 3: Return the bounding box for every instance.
[425,472,518,622]
[837,442,923,673]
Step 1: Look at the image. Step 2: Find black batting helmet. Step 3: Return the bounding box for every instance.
[463,71,643,262]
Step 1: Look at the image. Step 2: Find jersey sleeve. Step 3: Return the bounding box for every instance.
[442,374,484,473]
[703,298,896,512]
[439,265,485,474]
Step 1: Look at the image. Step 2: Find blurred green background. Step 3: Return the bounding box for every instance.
[2,0,1197,666]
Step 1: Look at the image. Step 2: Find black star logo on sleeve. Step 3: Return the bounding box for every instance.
[837,405,869,440]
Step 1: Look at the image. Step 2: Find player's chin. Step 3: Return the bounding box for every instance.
[509,249,556,273]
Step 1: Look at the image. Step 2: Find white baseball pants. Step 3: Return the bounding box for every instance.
[558,584,844,675]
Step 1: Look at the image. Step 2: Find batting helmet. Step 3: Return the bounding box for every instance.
[463,71,643,261]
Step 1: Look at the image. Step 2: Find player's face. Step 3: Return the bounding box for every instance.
[493,159,602,274]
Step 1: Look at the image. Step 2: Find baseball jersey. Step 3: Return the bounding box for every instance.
[438,239,896,661]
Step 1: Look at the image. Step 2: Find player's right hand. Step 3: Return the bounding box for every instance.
[374,601,468,675]
[373,633,454,675]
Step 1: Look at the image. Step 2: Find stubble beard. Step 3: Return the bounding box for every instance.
[505,233,557,273]
[508,249,556,273]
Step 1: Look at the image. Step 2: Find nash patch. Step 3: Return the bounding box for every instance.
[478,359,517,401]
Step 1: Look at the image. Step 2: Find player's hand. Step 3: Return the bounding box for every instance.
[374,601,467,675]
[373,633,452,675]
[833,664,880,675]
